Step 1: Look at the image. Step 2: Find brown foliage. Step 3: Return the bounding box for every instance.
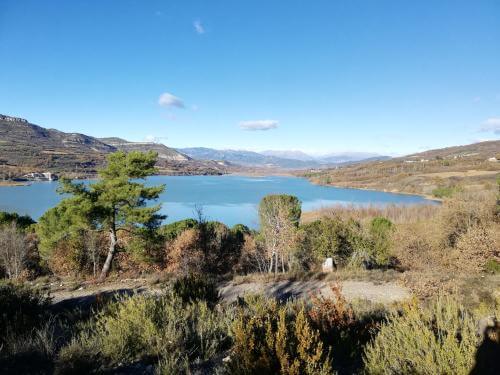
[165,228,203,275]
[48,231,108,278]
[234,234,268,274]
[391,222,446,271]
[308,283,354,332]
[454,225,499,273]
[438,190,496,248]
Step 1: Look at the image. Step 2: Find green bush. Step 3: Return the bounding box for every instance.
[0,211,36,230]
[485,259,500,274]
[159,219,198,242]
[299,217,368,268]
[364,295,482,374]
[173,274,219,306]
[432,185,461,199]
[57,292,231,373]
[367,217,394,267]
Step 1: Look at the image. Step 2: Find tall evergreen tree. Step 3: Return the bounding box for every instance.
[39,151,165,280]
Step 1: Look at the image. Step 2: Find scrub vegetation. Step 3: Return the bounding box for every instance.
[1,151,499,374]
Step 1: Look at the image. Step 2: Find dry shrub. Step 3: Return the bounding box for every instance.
[391,222,446,271]
[401,271,456,299]
[48,232,108,278]
[439,190,496,248]
[0,222,27,279]
[308,283,354,332]
[393,191,498,275]
[234,233,268,274]
[165,228,203,275]
[228,296,332,375]
[308,284,385,373]
[304,203,439,225]
[48,239,81,277]
[164,222,245,276]
[113,251,160,277]
[454,224,499,272]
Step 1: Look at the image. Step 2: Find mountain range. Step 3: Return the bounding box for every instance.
[5,113,493,181]
[177,148,389,169]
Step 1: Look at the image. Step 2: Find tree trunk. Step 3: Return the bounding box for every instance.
[268,251,274,273]
[99,227,117,281]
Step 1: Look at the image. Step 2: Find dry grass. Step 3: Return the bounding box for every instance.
[303,143,500,197]
[302,203,439,225]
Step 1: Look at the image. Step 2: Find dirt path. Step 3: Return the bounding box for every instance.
[219,280,410,304]
[48,278,410,308]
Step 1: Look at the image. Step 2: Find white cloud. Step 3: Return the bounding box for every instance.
[158,92,185,108]
[239,120,279,131]
[479,118,500,134]
[473,96,481,102]
[193,20,205,34]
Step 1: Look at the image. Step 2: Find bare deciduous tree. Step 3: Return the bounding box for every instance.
[259,195,301,274]
[0,222,27,279]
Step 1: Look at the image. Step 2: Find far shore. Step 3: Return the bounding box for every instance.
[0,180,29,187]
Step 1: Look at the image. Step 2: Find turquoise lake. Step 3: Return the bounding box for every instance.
[0,175,436,228]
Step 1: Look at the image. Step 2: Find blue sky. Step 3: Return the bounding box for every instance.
[1,0,499,155]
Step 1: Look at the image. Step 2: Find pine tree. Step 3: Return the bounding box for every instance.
[39,151,165,280]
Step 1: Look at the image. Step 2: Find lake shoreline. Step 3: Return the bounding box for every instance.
[306,180,442,203]
[0,175,436,227]
[0,180,29,187]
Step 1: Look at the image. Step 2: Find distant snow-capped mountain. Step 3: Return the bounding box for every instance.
[177,147,391,169]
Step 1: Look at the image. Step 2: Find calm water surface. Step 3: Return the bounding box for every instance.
[0,175,436,228]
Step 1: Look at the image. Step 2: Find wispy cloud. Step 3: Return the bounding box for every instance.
[473,96,481,102]
[239,120,279,131]
[193,20,205,34]
[158,92,185,108]
[479,117,500,134]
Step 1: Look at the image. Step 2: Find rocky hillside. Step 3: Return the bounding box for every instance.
[99,138,190,162]
[303,140,500,197]
[401,140,500,161]
[0,114,114,174]
[0,115,228,178]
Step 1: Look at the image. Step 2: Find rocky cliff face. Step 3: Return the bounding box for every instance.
[0,114,28,123]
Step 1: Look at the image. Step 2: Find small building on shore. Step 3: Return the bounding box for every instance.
[21,172,58,181]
